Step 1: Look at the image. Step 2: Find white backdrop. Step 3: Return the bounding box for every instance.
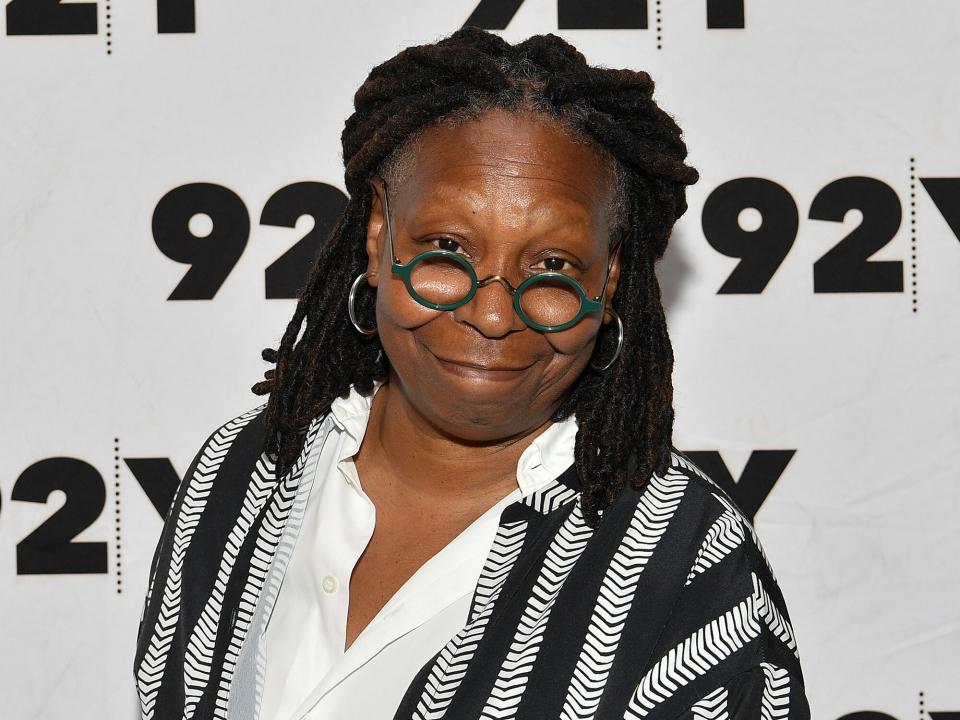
[1,1,958,718]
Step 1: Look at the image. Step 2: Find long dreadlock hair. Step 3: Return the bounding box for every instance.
[252,27,699,529]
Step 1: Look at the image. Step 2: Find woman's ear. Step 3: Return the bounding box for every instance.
[365,178,386,287]
[602,235,625,324]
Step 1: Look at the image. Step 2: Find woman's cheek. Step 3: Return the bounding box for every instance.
[376,279,440,330]
[542,315,604,358]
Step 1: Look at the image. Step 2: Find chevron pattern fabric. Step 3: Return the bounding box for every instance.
[708,489,779,585]
[626,590,762,718]
[134,406,809,720]
[211,418,322,720]
[136,405,262,720]
[560,471,688,720]
[690,686,729,720]
[479,499,594,718]
[685,509,746,586]
[625,571,799,719]
[412,520,529,720]
[181,453,279,719]
[521,479,579,515]
[468,520,529,625]
[760,663,792,720]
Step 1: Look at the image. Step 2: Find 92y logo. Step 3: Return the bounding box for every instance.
[464,0,745,30]
[5,0,195,35]
[153,182,348,300]
[6,456,183,575]
[702,175,960,294]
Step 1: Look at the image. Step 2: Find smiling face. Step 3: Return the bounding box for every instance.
[364,108,623,443]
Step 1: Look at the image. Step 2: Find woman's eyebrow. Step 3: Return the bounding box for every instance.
[406,208,603,247]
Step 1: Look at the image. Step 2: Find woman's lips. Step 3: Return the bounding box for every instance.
[432,353,534,380]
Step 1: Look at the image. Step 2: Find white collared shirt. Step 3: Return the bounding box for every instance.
[259,382,578,720]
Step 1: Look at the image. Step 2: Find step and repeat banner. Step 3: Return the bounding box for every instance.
[1,1,958,718]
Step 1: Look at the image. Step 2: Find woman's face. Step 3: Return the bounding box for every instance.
[364,108,622,443]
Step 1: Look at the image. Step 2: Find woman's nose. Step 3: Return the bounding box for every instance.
[451,275,527,338]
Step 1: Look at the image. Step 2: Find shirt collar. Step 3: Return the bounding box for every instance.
[328,381,381,448]
[515,413,577,496]
[327,382,577,498]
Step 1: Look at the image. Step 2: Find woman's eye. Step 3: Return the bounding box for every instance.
[540,257,571,272]
[436,237,464,254]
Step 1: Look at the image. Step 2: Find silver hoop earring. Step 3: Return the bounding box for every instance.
[589,309,624,372]
[347,271,377,336]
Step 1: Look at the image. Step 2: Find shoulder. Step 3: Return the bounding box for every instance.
[610,447,809,717]
[182,404,271,482]
[611,446,791,619]
[661,446,754,528]
[606,447,766,572]
[153,403,273,530]
[656,446,786,597]
[172,402,338,507]
[202,402,271,453]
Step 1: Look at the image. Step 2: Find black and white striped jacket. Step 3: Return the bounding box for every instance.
[134,404,810,720]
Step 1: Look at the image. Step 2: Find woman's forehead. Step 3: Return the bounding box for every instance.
[401,181,604,236]
[389,110,614,225]
[412,111,608,184]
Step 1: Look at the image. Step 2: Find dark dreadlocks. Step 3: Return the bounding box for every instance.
[252,27,699,529]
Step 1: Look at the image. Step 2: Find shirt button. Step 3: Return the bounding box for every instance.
[322,575,339,594]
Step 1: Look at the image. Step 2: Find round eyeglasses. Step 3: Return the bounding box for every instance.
[375,179,622,333]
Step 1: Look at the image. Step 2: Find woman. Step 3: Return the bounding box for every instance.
[134,27,810,720]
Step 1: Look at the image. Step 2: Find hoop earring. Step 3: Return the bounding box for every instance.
[347,271,377,336]
[589,309,624,372]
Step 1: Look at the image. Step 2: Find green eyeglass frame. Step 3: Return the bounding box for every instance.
[374,178,623,333]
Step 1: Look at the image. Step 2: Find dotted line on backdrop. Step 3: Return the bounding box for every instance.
[910,157,917,313]
[114,437,122,594]
[105,0,112,55]
[655,0,662,49]
[919,689,924,720]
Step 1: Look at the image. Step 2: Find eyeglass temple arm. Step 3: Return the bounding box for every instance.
[373,177,401,265]
[595,231,627,303]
